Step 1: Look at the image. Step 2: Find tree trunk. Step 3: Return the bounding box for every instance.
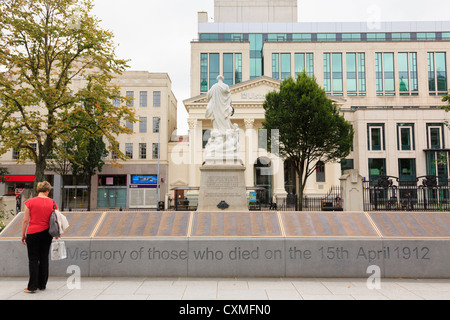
[33,158,47,197]
[297,179,305,211]
[61,176,65,211]
[87,175,92,211]
[296,159,307,211]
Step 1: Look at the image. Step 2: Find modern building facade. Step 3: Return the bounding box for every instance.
[1,71,177,210]
[176,0,450,205]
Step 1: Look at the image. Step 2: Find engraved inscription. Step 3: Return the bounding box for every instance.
[206,176,238,188]
[205,175,241,197]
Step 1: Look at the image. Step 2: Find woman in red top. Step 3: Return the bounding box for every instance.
[21,181,58,293]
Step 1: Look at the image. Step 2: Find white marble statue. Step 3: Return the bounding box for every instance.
[206,75,233,131]
[205,75,240,162]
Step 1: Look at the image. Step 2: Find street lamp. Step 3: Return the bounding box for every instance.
[156,117,161,210]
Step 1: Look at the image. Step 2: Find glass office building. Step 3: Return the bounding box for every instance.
[185,1,450,200]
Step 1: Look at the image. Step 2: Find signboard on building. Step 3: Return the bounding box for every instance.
[131,175,157,185]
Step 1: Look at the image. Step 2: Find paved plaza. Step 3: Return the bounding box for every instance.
[1,276,449,300]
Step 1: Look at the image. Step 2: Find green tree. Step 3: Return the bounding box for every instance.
[0,167,8,183]
[0,0,136,195]
[46,138,76,211]
[263,72,354,210]
[70,132,108,211]
[439,93,450,167]
[441,93,450,111]
[441,93,450,128]
[0,167,14,232]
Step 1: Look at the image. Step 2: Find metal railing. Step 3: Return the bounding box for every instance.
[275,186,343,211]
[363,175,450,211]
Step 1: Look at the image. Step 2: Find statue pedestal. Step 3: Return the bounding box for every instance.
[198,161,248,212]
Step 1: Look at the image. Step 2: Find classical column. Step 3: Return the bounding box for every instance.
[188,119,198,187]
[273,155,288,201]
[244,119,255,187]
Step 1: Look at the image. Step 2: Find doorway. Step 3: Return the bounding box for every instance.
[63,187,88,210]
[254,157,273,205]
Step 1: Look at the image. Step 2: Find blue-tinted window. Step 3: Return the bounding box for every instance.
[398,52,418,95]
[417,33,436,41]
[223,53,234,86]
[346,53,357,92]
[367,124,385,151]
[427,124,444,149]
[200,34,219,41]
[397,123,415,151]
[399,159,416,183]
[267,34,287,42]
[292,34,312,41]
[281,53,291,80]
[324,53,331,92]
[209,53,220,89]
[323,53,342,94]
[306,53,314,77]
[384,53,395,93]
[375,53,383,93]
[317,34,336,41]
[368,158,386,182]
[272,54,279,80]
[201,53,208,92]
[342,33,361,41]
[295,53,305,78]
[398,53,409,92]
[249,34,263,79]
[436,52,448,92]
[376,53,395,95]
[358,53,366,93]
[428,52,448,94]
[392,33,411,41]
[235,53,242,84]
[332,53,343,93]
[367,33,386,41]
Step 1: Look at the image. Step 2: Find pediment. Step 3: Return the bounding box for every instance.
[170,179,188,187]
[183,76,345,108]
[183,76,281,107]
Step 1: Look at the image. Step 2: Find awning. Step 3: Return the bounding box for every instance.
[4,176,35,182]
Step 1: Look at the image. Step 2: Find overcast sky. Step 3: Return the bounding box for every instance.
[91,0,450,134]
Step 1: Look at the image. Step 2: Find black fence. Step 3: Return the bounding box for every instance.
[275,186,343,211]
[172,186,344,212]
[363,175,450,211]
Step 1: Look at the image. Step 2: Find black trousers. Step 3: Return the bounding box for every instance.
[26,229,53,291]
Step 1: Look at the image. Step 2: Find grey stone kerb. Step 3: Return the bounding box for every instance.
[0,211,449,278]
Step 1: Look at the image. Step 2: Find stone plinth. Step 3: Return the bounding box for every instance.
[1,211,450,278]
[340,169,364,212]
[198,162,248,212]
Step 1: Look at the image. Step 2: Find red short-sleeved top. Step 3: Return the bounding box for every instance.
[25,197,58,235]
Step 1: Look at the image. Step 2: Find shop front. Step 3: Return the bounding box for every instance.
[129,175,159,209]
[3,176,35,196]
[97,175,127,209]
